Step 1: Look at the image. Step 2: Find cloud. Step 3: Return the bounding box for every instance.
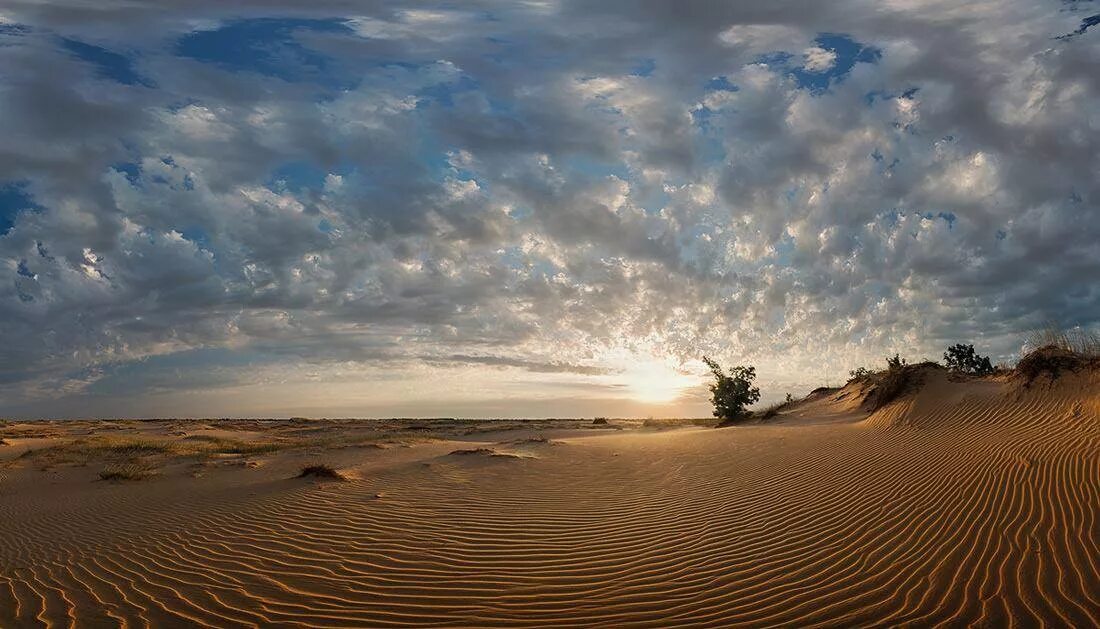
[802,46,838,72]
[0,0,1098,417]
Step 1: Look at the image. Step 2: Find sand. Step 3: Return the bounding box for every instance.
[0,371,1097,627]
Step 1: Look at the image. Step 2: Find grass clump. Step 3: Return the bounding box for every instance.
[297,463,345,480]
[19,434,301,472]
[755,402,785,421]
[181,435,286,455]
[755,393,798,420]
[858,354,940,412]
[1023,323,1100,357]
[20,437,175,469]
[99,462,157,481]
[1015,345,1089,385]
[1014,323,1100,385]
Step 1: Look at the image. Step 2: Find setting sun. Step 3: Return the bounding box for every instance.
[625,359,699,403]
[597,348,700,404]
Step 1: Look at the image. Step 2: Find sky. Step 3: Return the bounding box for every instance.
[1,1,1098,419]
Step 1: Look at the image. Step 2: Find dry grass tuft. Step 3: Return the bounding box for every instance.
[1015,345,1091,385]
[1023,323,1100,357]
[863,362,942,412]
[99,462,157,481]
[755,402,789,421]
[297,463,346,480]
[181,434,287,455]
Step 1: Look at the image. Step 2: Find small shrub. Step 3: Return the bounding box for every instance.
[886,353,907,370]
[297,464,345,480]
[848,367,874,382]
[943,343,994,375]
[703,356,761,424]
[592,417,609,425]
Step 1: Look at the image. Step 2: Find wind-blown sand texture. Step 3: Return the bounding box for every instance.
[1,370,1097,627]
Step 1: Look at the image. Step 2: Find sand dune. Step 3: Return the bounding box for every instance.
[1,372,1097,627]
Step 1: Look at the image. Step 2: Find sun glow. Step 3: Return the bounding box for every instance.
[601,348,700,404]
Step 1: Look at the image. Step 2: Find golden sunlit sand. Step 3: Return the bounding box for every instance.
[1,365,1098,627]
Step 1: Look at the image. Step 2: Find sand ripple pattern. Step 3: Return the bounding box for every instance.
[1,381,1098,627]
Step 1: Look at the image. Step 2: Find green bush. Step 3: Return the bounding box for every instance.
[703,356,761,423]
[943,343,993,375]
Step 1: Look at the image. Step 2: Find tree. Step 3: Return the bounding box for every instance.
[943,343,993,375]
[702,356,761,423]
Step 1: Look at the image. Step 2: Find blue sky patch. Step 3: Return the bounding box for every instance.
[175,18,354,87]
[0,182,41,236]
[780,33,882,94]
[269,161,331,193]
[1,22,30,38]
[705,76,738,92]
[631,58,656,77]
[181,226,212,251]
[416,74,480,109]
[16,259,35,279]
[61,38,150,86]
[111,162,142,185]
[1058,13,1100,39]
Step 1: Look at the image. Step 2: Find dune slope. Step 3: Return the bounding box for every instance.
[1,375,1097,627]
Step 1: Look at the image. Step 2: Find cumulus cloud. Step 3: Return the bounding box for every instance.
[0,0,1098,417]
[802,46,838,72]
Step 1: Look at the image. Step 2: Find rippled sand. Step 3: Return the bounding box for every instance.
[1,371,1097,627]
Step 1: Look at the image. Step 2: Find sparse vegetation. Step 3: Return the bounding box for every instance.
[703,356,761,424]
[756,402,785,420]
[886,353,907,370]
[858,354,942,412]
[17,434,307,472]
[181,434,286,455]
[19,437,174,469]
[1024,323,1100,357]
[1015,345,1089,385]
[297,464,345,480]
[848,367,874,382]
[99,462,157,481]
[943,343,994,376]
[755,393,796,421]
[1012,323,1100,385]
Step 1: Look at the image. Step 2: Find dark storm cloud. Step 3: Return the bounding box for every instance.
[0,0,1098,415]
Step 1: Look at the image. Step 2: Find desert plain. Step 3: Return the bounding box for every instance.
[1,363,1097,627]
